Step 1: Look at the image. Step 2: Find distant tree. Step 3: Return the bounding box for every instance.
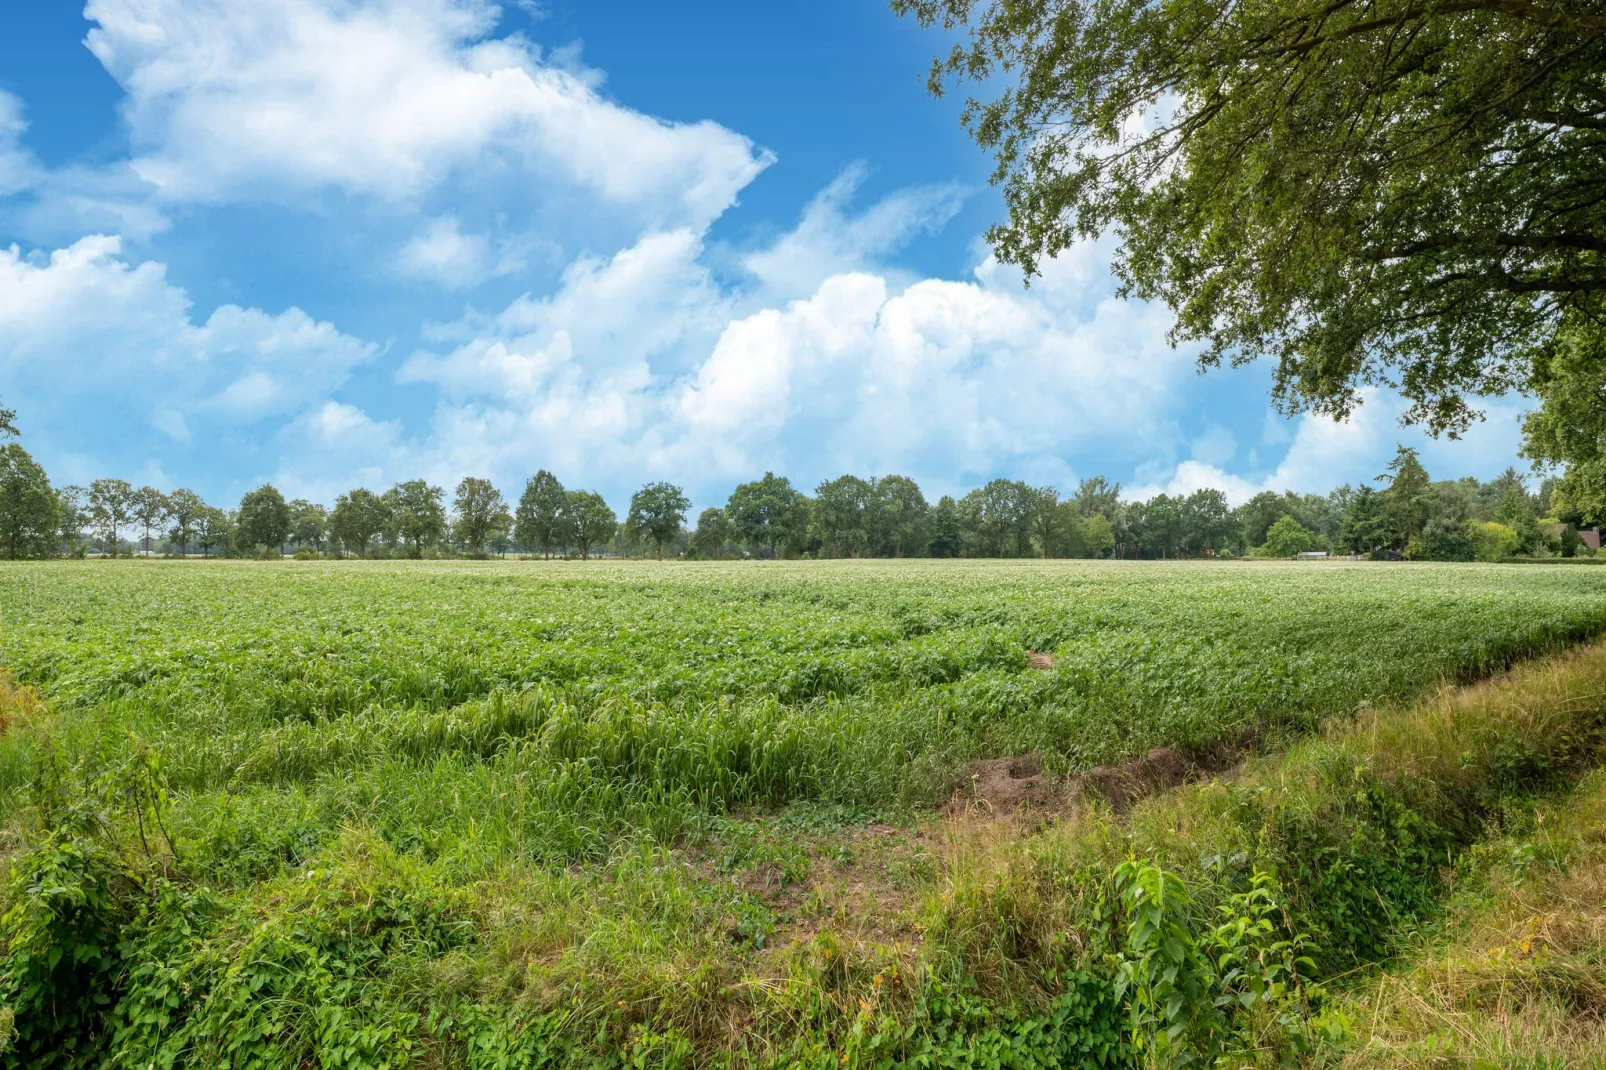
[0,397,15,440]
[197,507,232,557]
[1494,484,1543,551]
[566,490,617,561]
[1140,494,1183,558]
[385,480,446,557]
[514,470,572,558]
[1080,513,1116,558]
[1261,515,1315,558]
[1339,486,1390,554]
[927,495,962,557]
[89,478,135,556]
[627,482,690,561]
[165,489,207,556]
[452,478,506,556]
[486,509,515,557]
[1071,476,1121,520]
[727,473,807,557]
[1026,486,1061,558]
[237,485,292,553]
[131,485,169,556]
[961,479,1034,557]
[1179,488,1232,556]
[56,485,87,555]
[0,443,57,559]
[1408,516,1477,562]
[813,475,872,558]
[868,475,928,557]
[329,489,388,556]
[1114,499,1145,558]
[689,507,734,559]
[1238,491,1292,551]
[289,499,330,554]
[1379,446,1432,546]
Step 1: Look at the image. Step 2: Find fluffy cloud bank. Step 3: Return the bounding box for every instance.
[0,236,373,484]
[84,0,770,230]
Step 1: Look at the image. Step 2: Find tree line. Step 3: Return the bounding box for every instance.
[0,400,1589,562]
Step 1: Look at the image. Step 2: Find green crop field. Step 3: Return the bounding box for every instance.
[5,559,1606,862]
[5,558,1606,1067]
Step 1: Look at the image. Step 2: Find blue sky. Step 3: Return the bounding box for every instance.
[0,0,1532,513]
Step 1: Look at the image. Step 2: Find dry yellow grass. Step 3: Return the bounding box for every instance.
[1333,768,1606,1069]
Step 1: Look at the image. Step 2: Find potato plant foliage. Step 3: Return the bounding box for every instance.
[2,558,1606,1067]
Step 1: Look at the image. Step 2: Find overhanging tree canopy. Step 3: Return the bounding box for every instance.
[895,0,1606,436]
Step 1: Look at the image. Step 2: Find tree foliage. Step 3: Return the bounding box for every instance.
[452,478,506,556]
[514,470,572,559]
[566,490,617,561]
[689,507,735,558]
[329,489,388,557]
[165,489,206,556]
[0,443,57,560]
[237,485,292,553]
[896,0,1606,441]
[89,479,134,556]
[627,482,690,560]
[385,480,446,557]
[726,473,807,556]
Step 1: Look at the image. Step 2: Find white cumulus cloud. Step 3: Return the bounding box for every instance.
[84,0,771,229]
[0,235,375,486]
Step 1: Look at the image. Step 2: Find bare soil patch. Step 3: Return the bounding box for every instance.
[951,754,1058,815]
[1027,651,1055,670]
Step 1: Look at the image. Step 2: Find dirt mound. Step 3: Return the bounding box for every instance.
[947,735,1255,820]
[1027,651,1055,670]
[1076,746,1191,813]
[951,754,1058,814]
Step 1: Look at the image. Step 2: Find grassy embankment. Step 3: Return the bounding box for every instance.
[1,560,1605,1066]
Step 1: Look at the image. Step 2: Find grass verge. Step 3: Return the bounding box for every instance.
[5,644,1606,1067]
[1319,767,1606,1068]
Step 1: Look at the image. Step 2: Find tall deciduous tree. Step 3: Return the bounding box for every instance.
[1072,476,1121,520]
[726,473,807,557]
[868,475,928,557]
[56,485,87,555]
[385,480,446,557]
[897,0,1606,443]
[452,478,506,556]
[566,490,617,561]
[960,479,1033,557]
[197,507,232,557]
[0,443,57,559]
[813,475,872,558]
[1081,513,1116,558]
[0,397,16,440]
[289,500,329,553]
[514,470,571,558]
[1026,486,1061,558]
[165,489,206,556]
[689,507,734,558]
[627,482,689,561]
[89,478,134,556]
[132,486,169,556]
[329,489,387,557]
[237,485,292,553]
